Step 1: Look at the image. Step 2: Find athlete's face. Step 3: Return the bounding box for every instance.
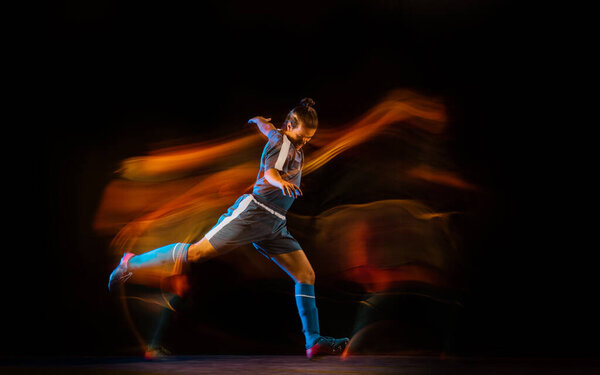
[285,121,316,150]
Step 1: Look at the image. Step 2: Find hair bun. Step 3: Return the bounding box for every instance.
[300,98,315,108]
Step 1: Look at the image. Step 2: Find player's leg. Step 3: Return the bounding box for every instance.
[108,238,220,291]
[270,250,348,358]
[270,250,320,344]
[108,194,258,292]
[269,249,315,284]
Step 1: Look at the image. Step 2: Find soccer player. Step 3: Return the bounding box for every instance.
[108,98,349,359]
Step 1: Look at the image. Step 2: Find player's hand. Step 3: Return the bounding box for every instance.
[248,116,272,126]
[280,181,303,198]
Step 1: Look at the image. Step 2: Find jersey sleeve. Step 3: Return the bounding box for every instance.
[263,130,290,172]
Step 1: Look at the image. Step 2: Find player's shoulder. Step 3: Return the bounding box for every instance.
[267,128,284,145]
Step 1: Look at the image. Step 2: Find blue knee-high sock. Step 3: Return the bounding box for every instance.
[129,243,190,273]
[295,283,321,349]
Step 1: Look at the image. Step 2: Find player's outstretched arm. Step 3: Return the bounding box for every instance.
[248,116,276,137]
[265,168,303,198]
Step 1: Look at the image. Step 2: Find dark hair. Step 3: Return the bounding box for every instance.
[285,98,318,129]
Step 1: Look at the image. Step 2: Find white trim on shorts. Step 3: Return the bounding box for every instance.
[204,195,286,241]
[204,195,254,240]
[249,195,286,220]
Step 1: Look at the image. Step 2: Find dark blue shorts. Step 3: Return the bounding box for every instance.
[204,194,302,256]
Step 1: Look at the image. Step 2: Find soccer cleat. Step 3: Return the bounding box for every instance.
[108,252,135,292]
[306,336,349,359]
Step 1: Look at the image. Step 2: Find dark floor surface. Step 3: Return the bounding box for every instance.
[2,355,598,375]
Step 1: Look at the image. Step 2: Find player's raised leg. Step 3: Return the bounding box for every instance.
[108,238,219,292]
[270,250,349,359]
[109,193,263,292]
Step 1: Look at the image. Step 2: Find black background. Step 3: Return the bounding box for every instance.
[5,0,595,359]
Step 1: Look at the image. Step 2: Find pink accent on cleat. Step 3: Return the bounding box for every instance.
[306,336,349,359]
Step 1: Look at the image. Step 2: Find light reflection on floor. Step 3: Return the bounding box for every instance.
[2,355,597,375]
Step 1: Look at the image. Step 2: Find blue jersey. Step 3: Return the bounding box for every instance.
[252,129,304,212]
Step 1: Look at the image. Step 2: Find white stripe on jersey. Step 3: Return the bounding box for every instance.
[274,135,291,171]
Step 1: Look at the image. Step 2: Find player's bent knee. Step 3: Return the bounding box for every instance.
[187,238,218,263]
[296,269,316,285]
